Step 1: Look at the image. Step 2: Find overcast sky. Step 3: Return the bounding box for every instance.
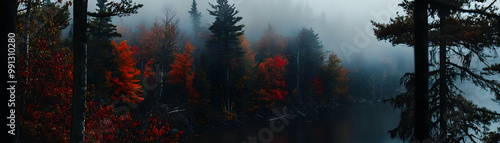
[86,0,413,65]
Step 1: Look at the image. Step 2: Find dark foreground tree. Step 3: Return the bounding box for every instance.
[71,0,88,141]
[71,0,142,142]
[374,0,500,142]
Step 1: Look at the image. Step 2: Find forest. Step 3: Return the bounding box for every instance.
[4,0,500,142]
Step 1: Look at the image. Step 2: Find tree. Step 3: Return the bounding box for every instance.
[71,0,142,141]
[109,41,144,103]
[232,35,257,114]
[20,47,74,142]
[253,24,288,63]
[373,0,500,142]
[167,43,199,106]
[257,55,289,102]
[206,0,245,112]
[135,7,183,111]
[15,2,73,142]
[287,28,324,104]
[413,0,430,141]
[71,0,88,141]
[320,53,350,105]
[87,0,122,104]
[188,0,202,35]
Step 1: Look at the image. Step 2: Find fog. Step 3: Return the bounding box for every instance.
[95,0,500,121]
[86,0,411,66]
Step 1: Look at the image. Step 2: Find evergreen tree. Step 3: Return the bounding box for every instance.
[287,28,324,104]
[188,0,202,35]
[373,0,500,142]
[88,0,121,99]
[206,0,245,112]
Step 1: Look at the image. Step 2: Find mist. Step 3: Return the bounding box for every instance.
[103,0,500,131]
[95,0,412,65]
[13,0,500,142]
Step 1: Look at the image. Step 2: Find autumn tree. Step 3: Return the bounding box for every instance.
[319,53,350,105]
[256,55,289,108]
[373,0,500,142]
[109,41,144,103]
[15,2,73,142]
[167,43,199,106]
[135,6,183,111]
[206,0,245,112]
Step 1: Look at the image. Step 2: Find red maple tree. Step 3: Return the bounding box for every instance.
[257,55,289,101]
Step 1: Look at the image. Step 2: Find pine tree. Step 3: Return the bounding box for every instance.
[188,0,202,35]
[88,0,121,99]
[287,28,324,104]
[373,0,500,142]
[206,0,245,112]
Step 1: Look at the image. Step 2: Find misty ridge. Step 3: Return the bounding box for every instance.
[8,0,500,142]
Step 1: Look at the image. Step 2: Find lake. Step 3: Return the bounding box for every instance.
[192,103,402,143]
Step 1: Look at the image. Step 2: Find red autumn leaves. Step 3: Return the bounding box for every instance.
[108,41,144,103]
[257,55,289,101]
[167,43,199,105]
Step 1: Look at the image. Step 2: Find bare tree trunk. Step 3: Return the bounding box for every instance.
[414,0,430,141]
[438,10,448,142]
[71,0,88,142]
[22,0,31,119]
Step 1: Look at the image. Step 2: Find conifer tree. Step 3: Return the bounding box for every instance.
[188,0,202,35]
[206,0,245,112]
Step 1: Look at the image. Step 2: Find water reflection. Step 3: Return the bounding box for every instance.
[194,103,402,143]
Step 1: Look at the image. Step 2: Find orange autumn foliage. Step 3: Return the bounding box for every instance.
[167,42,199,104]
[109,41,144,103]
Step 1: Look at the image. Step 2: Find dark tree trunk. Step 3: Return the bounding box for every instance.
[414,0,431,141]
[438,10,448,142]
[71,0,88,142]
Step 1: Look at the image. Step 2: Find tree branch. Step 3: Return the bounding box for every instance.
[430,0,500,19]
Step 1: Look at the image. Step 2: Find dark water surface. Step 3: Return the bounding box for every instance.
[193,103,402,143]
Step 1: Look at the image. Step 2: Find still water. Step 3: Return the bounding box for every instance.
[193,103,402,143]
